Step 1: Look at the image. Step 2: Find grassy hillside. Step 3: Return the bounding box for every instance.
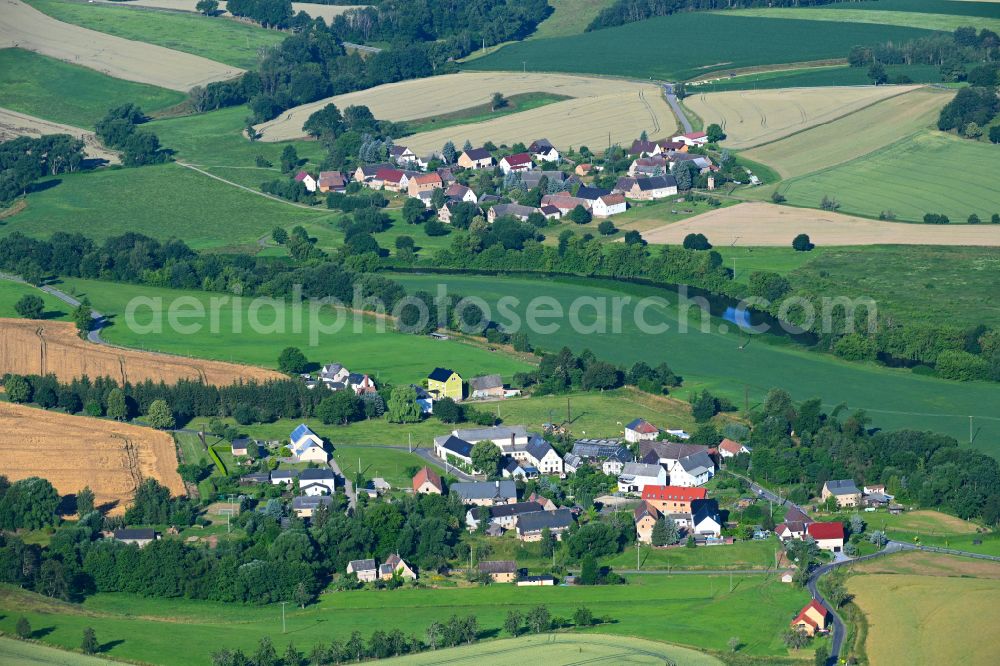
[465,14,938,81]
[774,130,1000,222]
[53,278,533,385]
[26,0,284,68]
[0,574,808,663]
[0,280,70,320]
[391,273,1000,453]
[720,6,1000,33]
[528,0,617,39]
[0,48,184,128]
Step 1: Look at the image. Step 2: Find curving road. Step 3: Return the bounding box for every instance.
[663,83,692,135]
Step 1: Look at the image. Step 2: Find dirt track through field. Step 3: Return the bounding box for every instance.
[0,0,242,91]
[255,71,676,148]
[0,318,283,385]
[639,202,1000,247]
[0,402,184,514]
[0,107,118,163]
[685,85,917,149]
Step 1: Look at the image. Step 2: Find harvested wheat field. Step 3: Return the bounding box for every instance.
[0,107,118,163]
[742,87,950,178]
[0,318,283,385]
[639,202,1000,247]
[0,0,242,91]
[849,569,1000,666]
[255,71,675,148]
[91,0,366,23]
[0,402,184,514]
[685,85,917,149]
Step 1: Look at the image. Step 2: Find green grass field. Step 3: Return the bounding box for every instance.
[529,0,618,39]
[0,638,121,666]
[53,278,533,385]
[0,48,185,129]
[776,130,1000,222]
[0,279,70,320]
[465,14,937,81]
[720,6,1000,33]
[607,538,782,571]
[186,388,697,450]
[0,573,809,663]
[688,63,941,91]
[0,163,338,250]
[390,273,1000,453]
[26,0,285,68]
[785,246,1000,329]
[381,634,724,665]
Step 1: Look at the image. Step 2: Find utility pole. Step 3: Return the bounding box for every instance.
[566,396,571,424]
[969,416,973,443]
[729,570,733,592]
[522,61,526,73]
[408,432,412,453]
[280,601,287,634]
[744,385,749,414]
[636,539,640,570]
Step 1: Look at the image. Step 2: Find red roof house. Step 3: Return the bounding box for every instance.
[412,466,443,495]
[807,521,845,552]
[791,599,829,636]
[641,485,707,513]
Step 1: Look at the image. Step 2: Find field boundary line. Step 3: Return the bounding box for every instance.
[175,162,330,211]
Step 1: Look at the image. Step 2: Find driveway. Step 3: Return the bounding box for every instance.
[663,83,692,134]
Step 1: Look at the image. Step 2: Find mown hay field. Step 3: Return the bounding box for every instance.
[0,48,185,129]
[0,107,118,162]
[0,402,184,514]
[638,202,1000,246]
[718,6,1000,34]
[0,318,283,386]
[1,0,242,91]
[0,637,121,666]
[255,71,675,148]
[849,564,1000,666]
[684,85,918,149]
[381,634,723,665]
[771,130,1000,221]
[741,86,951,177]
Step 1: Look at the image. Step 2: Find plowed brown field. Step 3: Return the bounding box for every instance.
[0,318,282,385]
[0,402,184,513]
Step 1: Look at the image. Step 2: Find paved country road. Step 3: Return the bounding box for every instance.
[663,83,693,134]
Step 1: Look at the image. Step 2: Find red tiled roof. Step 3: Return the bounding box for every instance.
[642,485,707,502]
[630,419,658,434]
[719,438,744,455]
[683,132,707,140]
[503,152,532,166]
[807,522,844,540]
[412,466,442,492]
[600,194,626,205]
[375,168,405,182]
[294,171,311,182]
[792,599,828,629]
[411,173,442,185]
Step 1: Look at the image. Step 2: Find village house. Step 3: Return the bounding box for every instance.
[411,384,434,414]
[807,521,845,553]
[669,451,716,487]
[445,182,478,204]
[317,170,348,193]
[634,501,661,544]
[407,172,443,198]
[822,479,862,508]
[389,145,417,165]
[511,436,563,475]
[628,156,669,178]
[113,528,157,547]
[570,439,633,475]
[320,363,350,386]
[453,425,530,449]
[673,131,709,147]
[527,492,557,512]
[412,466,443,495]
[438,200,481,224]
[593,193,627,217]
[240,472,271,485]
[478,560,517,583]
[791,599,830,637]
[718,438,751,459]
[625,418,660,443]
[668,152,714,174]
[465,500,543,531]
[270,469,299,486]
[574,163,593,176]
[347,558,379,583]
[642,485,707,514]
[458,148,494,169]
[380,554,417,581]
[298,468,337,496]
[292,495,333,519]
[469,374,504,399]
[640,440,710,468]
[374,167,411,192]
[628,138,687,156]
[776,506,814,541]
[231,438,259,457]
[289,424,329,463]
[616,175,677,200]
[294,171,317,193]
[540,204,562,220]
[433,435,474,467]
[618,462,668,493]
[450,480,517,506]
[516,508,574,542]
[517,575,555,586]
[427,367,463,400]
[691,499,722,538]
[502,458,534,480]
[488,203,538,222]
[353,163,392,183]
[521,170,572,190]
[499,152,534,174]
[540,193,589,214]
[529,139,560,163]
[348,373,377,396]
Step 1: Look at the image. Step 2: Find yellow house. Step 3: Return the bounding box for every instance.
[428,367,463,401]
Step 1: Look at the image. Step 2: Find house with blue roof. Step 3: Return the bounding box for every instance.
[289,424,329,463]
